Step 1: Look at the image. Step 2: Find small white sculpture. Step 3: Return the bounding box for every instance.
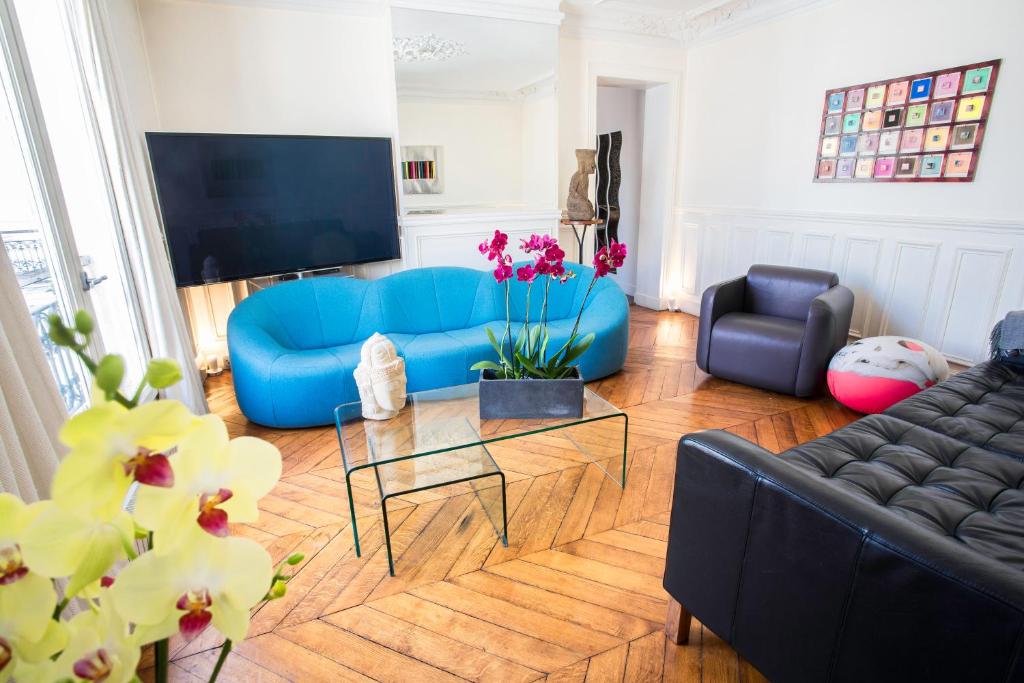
[354,333,407,420]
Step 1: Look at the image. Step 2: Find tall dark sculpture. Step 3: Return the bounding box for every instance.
[595,131,622,254]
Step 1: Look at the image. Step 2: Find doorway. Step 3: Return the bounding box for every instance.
[589,71,679,310]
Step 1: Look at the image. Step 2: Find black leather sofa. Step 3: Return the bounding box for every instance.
[664,360,1024,682]
[697,265,854,397]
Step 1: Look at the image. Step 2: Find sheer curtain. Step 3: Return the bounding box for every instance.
[64,0,207,414]
[0,245,65,501]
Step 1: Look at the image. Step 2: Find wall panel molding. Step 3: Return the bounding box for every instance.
[673,206,1024,363]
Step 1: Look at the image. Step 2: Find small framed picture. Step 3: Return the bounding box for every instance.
[929,100,955,125]
[909,77,933,101]
[862,109,883,131]
[920,154,944,178]
[945,151,973,178]
[824,115,842,136]
[905,104,928,127]
[882,108,904,128]
[820,136,839,157]
[846,88,866,111]
[899,128,924,153]
[934,72,961,98]
[950,123,979,150]
[827,92,846,113]
[865,84,887,109]
[874,156,896,178]
[857,132,880,156]
[962,66,993,94]
[836,157,856,179]
[839,134,859,156]
[817,158,837,179]
[956,96,985,122]
[924,126,950,152]
[878,130,901,155]
[886,81,909,105]
[855,157,875,178]
[842,112,862,133]
[895,156,919,178]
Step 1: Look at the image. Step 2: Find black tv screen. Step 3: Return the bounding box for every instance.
[146,133,400,287]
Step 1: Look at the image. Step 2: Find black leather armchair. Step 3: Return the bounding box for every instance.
[697,265,854,396]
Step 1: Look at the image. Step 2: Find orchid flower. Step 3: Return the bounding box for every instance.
[110,530,273,643]
[54,399,199,514]
[0,495,68,680]
[19,496,136,599]
[33,601,140,683]
[135,414,281,543]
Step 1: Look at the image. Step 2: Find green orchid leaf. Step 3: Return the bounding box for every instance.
[514,352,547,379]
[470,360,503,373]
[485,327,510,366]
[558,332,596,368]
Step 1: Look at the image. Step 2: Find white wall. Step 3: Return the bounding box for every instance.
[673,0,1024,363]
[397,98,524,208]
[521,91,558,208]
[595,85,643,295]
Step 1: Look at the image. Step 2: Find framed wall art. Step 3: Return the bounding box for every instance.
[814,59,1000,183]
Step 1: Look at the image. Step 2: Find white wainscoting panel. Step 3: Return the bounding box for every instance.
[401,208,560,269]
[674,206,1024,364]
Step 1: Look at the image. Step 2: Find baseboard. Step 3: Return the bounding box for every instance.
[633,292,665,310]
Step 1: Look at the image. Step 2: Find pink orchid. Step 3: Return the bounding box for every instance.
[516,264,537,283]
[479,230,509,262]
[494,259,513,284]
[593,239,627,278]
[520,234,555,254]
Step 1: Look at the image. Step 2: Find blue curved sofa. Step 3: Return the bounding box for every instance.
[227,263,629,428]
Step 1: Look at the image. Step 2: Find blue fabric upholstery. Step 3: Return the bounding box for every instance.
[227,263,629,428]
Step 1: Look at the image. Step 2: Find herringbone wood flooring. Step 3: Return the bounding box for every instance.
[149,307,859,682]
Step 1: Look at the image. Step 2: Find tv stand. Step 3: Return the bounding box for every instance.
[246,267,355,292]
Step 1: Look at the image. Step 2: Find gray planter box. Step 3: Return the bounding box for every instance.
[479,368,585,419]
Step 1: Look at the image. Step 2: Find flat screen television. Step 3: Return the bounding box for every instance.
[146,132,401,287]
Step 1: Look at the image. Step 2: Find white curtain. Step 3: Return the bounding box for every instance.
[63,0,207,414]
[0,245,66,502]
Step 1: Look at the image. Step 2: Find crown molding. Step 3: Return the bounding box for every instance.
[389,0,563,25]
[397,74,557,103]
[148,0,387,17]
[562,0,835,48]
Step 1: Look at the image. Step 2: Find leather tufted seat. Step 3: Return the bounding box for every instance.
[780,413,1024,569]
[885,361,1024,459]
[664,360,1024,682]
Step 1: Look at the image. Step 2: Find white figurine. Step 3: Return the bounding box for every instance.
[354,333,407,420]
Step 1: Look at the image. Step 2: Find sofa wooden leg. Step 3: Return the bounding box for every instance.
[665,597,692,645]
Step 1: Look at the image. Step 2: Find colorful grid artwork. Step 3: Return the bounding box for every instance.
[815,59,1000,183]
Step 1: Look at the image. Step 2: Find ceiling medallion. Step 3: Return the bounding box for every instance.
[392,34,468,63]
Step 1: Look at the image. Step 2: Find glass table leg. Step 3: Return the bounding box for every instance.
[563,414,629,488]
[469,468,507,547]
[345,471,361,557]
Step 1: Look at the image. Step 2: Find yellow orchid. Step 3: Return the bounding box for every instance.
[19,498,135,599]
[19,601,139,683]
[54,399,199,516]
[0,494,67,679]
[135,414,281,542]
[110,529,272,643]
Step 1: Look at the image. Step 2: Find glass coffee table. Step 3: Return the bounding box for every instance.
[334,382,628,575]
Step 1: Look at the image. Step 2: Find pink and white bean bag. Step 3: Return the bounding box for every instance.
[827,336,950,414]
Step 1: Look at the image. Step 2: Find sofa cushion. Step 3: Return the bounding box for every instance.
[884,362,1024,459]
[708,313,805,394]
[780,414,1024,571]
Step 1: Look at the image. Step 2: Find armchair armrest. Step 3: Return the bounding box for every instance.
[795,284,854,396]
[696,276,746,371]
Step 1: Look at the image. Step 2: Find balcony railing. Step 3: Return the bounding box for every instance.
[4,230,88,414]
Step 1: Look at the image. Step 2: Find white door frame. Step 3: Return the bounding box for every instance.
[585,60,683,310]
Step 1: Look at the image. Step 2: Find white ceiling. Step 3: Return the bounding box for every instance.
[392,8,557,96]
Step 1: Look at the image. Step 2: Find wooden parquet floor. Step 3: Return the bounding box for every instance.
[154,307,859,682]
